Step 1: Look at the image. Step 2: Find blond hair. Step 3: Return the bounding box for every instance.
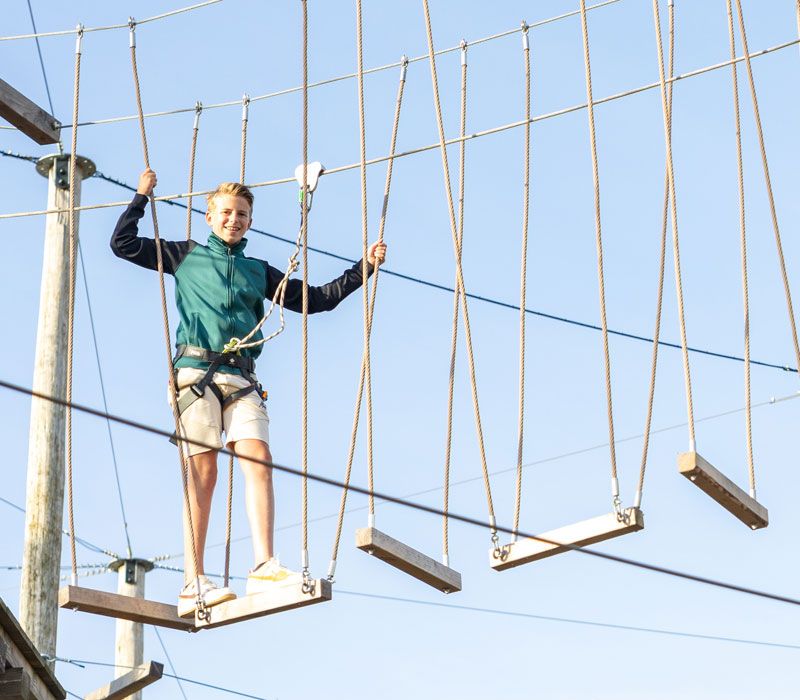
[206,182,254,213]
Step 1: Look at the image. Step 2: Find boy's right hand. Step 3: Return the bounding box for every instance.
[137,168,157,196]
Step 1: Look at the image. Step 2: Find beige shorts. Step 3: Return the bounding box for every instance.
[170,367,270,457]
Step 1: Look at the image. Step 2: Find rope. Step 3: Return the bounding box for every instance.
[65,25,84,586]
[185,103,201,241]
[354,0,377,525]
[6,377,800,609]
[634,0,674,509]
[512,24,531,539]
[651,0,697,451]
[442,40,468,564]
[300,0,311,590]
[725,1,756,499]
[6,36,800,220]
[733,0,800,383]
[579,1,621,513]
[129,19,205,618]
[0,0,222,41]
[327,56,408,580]
[422,0,498,549]
[240,94,249,183]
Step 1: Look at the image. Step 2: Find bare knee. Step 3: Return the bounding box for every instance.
[190,451,218,490]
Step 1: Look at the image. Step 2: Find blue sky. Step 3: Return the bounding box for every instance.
[2,1,800,698]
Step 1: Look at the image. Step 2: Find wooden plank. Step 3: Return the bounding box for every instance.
[356,528,462,593]
[84,661,163,700]
[0,668,33,700]
[0,78,60,145]
[490,508,645,571]
[0,599,65,699]
[194,579,332,630]
[678,451,768,529]
[58,587,194,632]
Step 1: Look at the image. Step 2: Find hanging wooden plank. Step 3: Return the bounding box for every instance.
[490,508,645,571]
[84,661,163,700]
[678,451,768,529]
[58,587,194,632]
[356,527,462,593]
[0,78,61,145]
[193,579,332,630]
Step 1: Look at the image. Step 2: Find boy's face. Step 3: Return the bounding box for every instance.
[206,194,252,246]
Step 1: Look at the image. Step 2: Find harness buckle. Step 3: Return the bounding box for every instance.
[190,384,205,398]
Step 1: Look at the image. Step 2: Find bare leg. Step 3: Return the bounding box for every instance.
[231,439,274,566]
[183,448,218,582]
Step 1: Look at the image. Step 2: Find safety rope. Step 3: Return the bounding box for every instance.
[300,0,312,593]
[327,56,408,580]
[353,0,378,527]
[65,25,84,586]
[733,0,800,387]
[651,0,697,452]
[634,0,674,510]
[421,0,499,551]
[442,40,468,565]
[725,0,756,499]
[129,18,206,619]
[579,0,622,515]
[240,94,249,183]
[185,102,201,241]
[512,23,531,539]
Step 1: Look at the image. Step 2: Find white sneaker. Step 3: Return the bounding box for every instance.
[246,558,303,595]
[177,575,237,618]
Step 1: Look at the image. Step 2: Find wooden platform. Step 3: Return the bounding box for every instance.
[58,587,194,632]
[490,508,645,571]
[678,451,768,529]
[84,661,163,700]
[193,579,332,629]
[356,527,462,593]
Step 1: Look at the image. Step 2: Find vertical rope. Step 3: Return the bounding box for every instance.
[185,102,201,242]
[442,41,468,564]
[65,24,84,586]
[421,0,498,546]
[240,93,249,183]
[635,0,674,509]
[355,0,376,525]
[128,19,203,611]
[725,0,756,499]
[579,0,620,512]
[650,0,697,451]
[328,56,408,580]
[300,0,311,584]
[732,0,800,381]
[512,23,531,538]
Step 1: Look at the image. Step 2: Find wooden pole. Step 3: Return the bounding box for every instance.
[109,559,154,700]
[19,153,94,660]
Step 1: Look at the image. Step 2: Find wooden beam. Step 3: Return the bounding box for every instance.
[356,528,462,593]
[678,451,768,529]
[84,661,163,700]
[58,587,194,632]
[0,668,33,700]
[490,508,645,571]
[193,579,332,630]
[0,78,60,145]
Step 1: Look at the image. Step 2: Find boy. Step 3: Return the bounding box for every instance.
[111,168,386,616]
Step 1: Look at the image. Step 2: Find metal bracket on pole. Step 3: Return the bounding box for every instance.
[35,153,96,189]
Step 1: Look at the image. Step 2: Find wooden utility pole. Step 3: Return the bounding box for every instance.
[19,152,94,660]
[108,559,155,700]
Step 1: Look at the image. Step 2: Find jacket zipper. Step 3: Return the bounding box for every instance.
[226,247,235,341]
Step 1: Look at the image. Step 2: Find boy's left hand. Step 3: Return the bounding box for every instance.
[367,241,387,267]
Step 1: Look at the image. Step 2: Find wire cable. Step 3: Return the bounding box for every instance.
[3,377,800,608]
[336,589,800,651]
[1,149,795,376]
[0,495,118,557]
[152,628,189,700]
[1,0,222,41]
